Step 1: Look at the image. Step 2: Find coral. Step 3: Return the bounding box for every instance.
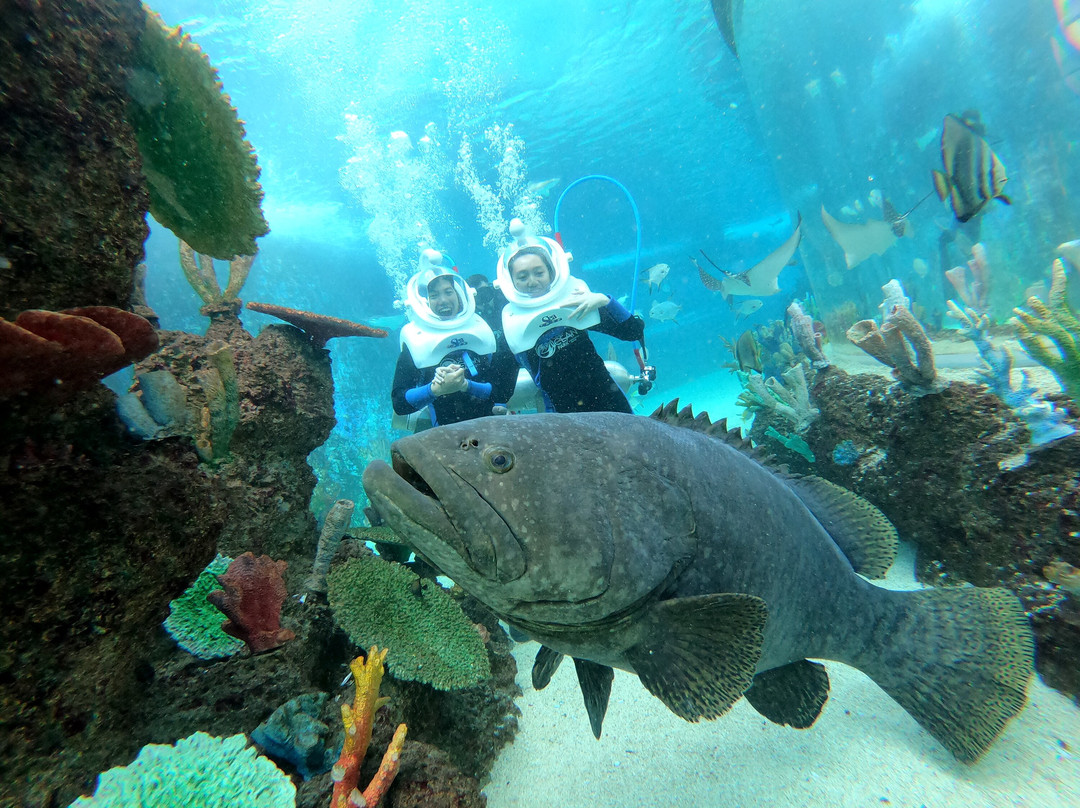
[305,499,356,596]
[69,732,295,807]
[130,10,268,259]
[0,0,148,318]
[831,440,863,466]
[245,302,389,347]
[195,340,240,461]
[162,554,245,660]
[737,363,819,433]
[948,301,1074,454]
[764,426,815,462]
[116,369,190,439]
[252,692,336,780]
[207,552,296,654]
[945,242,991,314]
[847,279,939,390]
[327,553,491,690]
[787,300,829,369]
[178,240,256,314]
[332,648,408,808]
[1012,258,1080,403]
[0,306,157,400]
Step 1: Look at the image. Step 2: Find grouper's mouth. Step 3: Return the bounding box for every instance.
[362,446,526,584]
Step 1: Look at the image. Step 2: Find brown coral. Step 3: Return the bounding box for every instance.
[0,306,158,400]
[207,552,295,653]
[245,302,388,347]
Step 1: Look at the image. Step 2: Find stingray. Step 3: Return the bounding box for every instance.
[710,0,744,59]
[821,205,912,269]
[696,213,803,298]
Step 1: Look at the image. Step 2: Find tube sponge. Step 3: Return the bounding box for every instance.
[69,732,295,807]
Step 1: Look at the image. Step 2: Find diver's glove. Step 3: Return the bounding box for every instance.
[568,290,610,320]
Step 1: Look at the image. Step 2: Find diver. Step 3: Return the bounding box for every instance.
[466,272,508,333]
[391,249,519,428]
[496,219,645,414]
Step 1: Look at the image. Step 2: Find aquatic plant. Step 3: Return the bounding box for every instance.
[948,301,1074,455]
[251,692,335,780]
[207,552,296,654]
[131,10,268,259]
[162,554,245,660]
[1012,258,1080,404]
[332,648,407,808]
[327,554,491,690]
[69,732,294,807]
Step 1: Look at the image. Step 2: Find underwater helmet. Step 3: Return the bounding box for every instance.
[404,249,476,331]
[496,218,572,308]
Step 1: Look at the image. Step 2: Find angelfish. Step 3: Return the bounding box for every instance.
[932,113,1011,223]
[362,406,1034,763]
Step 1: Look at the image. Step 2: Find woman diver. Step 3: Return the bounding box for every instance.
[497,219,645,413]
[391,249,519,428]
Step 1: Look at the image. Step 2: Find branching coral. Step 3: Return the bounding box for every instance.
[179,240,255,311]
[332,648,407,808]
[1012,258,1080,404]
[737,364,819,433]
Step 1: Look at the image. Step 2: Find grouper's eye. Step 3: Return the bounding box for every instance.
[483,446,514,473]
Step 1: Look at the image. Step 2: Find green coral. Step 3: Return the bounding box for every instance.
[163,554,244,659]
[69,732,294,807]
[327,554,491,690]
[129,8,268,259]
[1012,258,1080,404]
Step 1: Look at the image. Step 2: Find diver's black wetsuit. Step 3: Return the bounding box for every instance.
[516,299,644,414]
[391,342,519,426]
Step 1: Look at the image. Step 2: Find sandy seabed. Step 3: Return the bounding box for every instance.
[485,343,1079,808]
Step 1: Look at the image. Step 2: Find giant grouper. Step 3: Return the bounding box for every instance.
[361,403,1034,763]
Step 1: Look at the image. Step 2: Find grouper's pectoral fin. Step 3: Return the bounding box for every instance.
[573,657,614,739]
[532,645,564,690]
[625,593,767,721]
[744,659,830,728]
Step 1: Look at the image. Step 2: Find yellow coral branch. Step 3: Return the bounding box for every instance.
[331,647,407,808]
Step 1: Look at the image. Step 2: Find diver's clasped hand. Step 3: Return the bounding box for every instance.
[432,364,468,396]
[568,290,610,320]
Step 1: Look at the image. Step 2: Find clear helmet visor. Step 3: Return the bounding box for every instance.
[496,221,571,308]
[405,250,476,329]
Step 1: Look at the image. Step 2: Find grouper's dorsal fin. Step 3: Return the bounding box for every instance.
[785,475,899,579]
[625,593,767,721]
[532,645,564,690]
[744,659,830,729]
[650,399,778,468]
[573,657,614,739]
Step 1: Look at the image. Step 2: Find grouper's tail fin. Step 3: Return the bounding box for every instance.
[862,586,1034,763]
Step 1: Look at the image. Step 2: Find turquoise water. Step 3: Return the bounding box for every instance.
[75,0,1080,804]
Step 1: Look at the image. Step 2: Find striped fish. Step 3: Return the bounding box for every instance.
[931,114,1011,223]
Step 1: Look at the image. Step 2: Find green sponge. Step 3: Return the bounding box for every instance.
[163,554,245,659]
[328,554,491,690]
[69,732,295,807]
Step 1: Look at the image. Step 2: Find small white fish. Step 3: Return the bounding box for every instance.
[733,299,763,321]
[912,258,929,277]
[527,177,561,198]
[640,262,670,294]
[649,299,682,323]
[829,68,846,87]
[805,79,821,98]
[1058,240,1080,270]
[840,205,858,218]
[869,189,883,209]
